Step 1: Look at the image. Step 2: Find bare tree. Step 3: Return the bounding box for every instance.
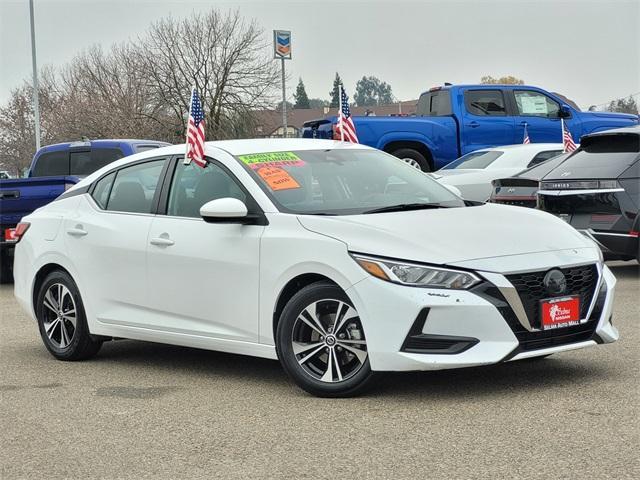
[140,9,280,139]
[0,8,280,174]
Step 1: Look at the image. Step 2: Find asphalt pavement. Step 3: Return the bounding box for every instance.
[1,262,638,479]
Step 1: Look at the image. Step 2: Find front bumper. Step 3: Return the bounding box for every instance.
[347,262,617,372]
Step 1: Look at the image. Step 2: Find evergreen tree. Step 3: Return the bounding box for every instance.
[293,78,310,109]
[329,73,343,108]
[354,76,393,106]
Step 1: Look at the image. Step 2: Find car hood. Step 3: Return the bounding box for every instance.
[298,203,593,266]
[587,111,639,121]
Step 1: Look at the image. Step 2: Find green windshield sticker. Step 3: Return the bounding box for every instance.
[238,151,305,169]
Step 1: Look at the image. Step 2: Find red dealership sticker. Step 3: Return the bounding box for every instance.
[540,296,580,330]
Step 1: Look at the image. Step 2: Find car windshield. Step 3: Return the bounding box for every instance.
[236,149,465,215]
[442,150,503,170]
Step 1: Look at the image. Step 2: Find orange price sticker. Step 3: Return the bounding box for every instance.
[256,166,300,191]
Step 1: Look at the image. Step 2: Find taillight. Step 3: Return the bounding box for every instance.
[5,222,30,243]
[630,230,639,238]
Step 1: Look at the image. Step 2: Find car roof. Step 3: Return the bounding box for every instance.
[40,139,170,152]
[583,125,640,137]
[70,139,375,191]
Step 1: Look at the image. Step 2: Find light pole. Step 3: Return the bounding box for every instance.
[29,0,41,151]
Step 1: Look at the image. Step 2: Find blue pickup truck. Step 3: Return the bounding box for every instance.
[0,139,169,281]
[302,84,639,171]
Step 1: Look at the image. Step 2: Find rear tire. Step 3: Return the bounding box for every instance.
[391,148,430,172]
[276,282,376,397]
[35,270,102,361]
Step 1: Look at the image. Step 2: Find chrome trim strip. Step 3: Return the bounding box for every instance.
[537,188,624,196]
[587,231,637,238]
[583,262,603,323]
[481,272,532,331]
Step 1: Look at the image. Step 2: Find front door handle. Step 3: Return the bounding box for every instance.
[66,227,87,237]
[150,236,175,247]
[468,121,480,128]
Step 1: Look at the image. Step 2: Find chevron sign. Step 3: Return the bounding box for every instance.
[273,30,292,59]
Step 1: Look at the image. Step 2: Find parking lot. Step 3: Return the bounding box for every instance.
[0,261,638,479]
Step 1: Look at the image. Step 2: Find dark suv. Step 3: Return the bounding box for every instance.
[537,126,640,262]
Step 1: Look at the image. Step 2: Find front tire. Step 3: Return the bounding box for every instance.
[36,270,102,361]
[276,282,376,397]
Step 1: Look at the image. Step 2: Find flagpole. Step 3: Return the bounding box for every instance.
[338,84,344,142]
[184,86,194,165]
[561,117,565,153]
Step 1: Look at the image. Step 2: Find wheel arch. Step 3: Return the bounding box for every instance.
[32,263,73,313]
[272,273,340,340]
[382,140,434,170]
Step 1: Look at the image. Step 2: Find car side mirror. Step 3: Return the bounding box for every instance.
[200,198,248,223]
[558,105,571,119]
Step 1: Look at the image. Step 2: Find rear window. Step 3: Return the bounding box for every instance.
[71,148,124,176]
[555,135,639,174]
[442,151,504,170]
[31,151,69,177]
[417,90,452,116]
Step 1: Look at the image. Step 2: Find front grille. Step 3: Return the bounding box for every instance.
[471,268,604,353]
[506,264,598,329]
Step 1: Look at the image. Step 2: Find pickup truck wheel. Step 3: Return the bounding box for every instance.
[391,148,430,172]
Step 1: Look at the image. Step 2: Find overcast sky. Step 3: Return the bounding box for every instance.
[1,0,639,109]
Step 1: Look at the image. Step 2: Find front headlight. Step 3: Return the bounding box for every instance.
[352,254,481,289]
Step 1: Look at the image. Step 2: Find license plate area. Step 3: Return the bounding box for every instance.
[540,296,580,330]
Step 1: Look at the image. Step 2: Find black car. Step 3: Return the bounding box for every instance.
[537,126,640,262]
[490,153,570,208]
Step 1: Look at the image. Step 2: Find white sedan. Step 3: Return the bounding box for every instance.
[432,143,566,201]
[13,139,617,397]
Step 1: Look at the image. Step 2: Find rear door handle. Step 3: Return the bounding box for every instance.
[468,121,480,128]
[66,227,87,237]
[150,236,174,247]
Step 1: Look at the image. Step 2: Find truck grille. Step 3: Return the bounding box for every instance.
[505,264,598,329]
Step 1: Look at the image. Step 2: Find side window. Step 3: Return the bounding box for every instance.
[514,90,560,118]
[92,172,116,209]
[106,159,165,214]
[167,160,246,218]
[464,90,506,116]
[528,150,563,167]
[417,90,452,116]
[31,151,69,177]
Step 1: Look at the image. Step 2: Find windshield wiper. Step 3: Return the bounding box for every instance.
[362,203,447,214]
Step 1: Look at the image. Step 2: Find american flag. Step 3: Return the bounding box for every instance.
[523,123,530,144]
[185,88,206,167]
[335,86,359,143]
[562,118,577,153]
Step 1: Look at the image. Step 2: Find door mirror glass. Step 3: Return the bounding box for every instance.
[200,197,248,222]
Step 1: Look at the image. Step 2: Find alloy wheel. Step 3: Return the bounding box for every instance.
[42,283,77,349]
[402,157,422,169]
[291,299,367,383]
